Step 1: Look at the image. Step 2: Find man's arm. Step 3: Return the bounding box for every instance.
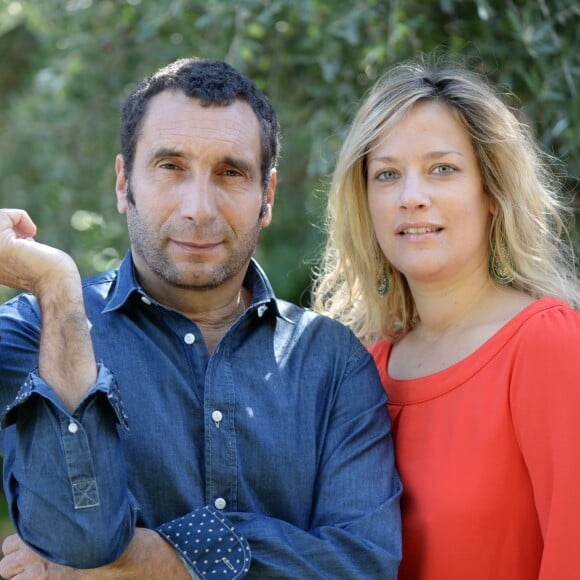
[0,209,136,568]
[0,208,95,410]
[0,528,190,580]
[235,339,401,577]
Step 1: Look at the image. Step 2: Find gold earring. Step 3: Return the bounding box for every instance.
[377,268,391,296]
[489,243,514,284]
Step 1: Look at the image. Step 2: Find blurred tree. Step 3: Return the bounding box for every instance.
[0,0,578,307]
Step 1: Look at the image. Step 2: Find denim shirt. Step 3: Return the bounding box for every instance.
[0,253,402,578]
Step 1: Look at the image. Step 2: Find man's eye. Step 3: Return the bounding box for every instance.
[159,162,180,170]
[222,169,243,177]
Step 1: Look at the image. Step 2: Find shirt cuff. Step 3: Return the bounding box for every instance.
[157,506,251,579]
[0,363,129,430]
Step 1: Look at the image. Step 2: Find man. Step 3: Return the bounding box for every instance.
[0,58,401,578]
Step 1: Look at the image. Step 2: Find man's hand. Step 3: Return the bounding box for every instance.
[0,533,76,579]
[0,209,80,296]
[0,528,191,579]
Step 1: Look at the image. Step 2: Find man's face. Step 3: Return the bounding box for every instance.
[115,91,275,300]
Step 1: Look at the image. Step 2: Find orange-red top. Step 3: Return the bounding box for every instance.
[370,297,580,580]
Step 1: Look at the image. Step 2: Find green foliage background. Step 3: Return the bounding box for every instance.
[0,0,578,307]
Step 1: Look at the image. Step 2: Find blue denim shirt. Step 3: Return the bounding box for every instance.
[0,253,402,578]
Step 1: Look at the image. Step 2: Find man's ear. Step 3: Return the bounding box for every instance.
[115,155,129,215]
[260,169,276,228]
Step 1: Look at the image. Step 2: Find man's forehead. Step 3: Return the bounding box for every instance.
[137,91,262,157]
[142,90,257,126]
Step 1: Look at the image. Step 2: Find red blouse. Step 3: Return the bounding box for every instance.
[370,298,580,580]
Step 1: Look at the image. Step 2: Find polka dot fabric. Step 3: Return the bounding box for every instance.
[157,506,251,578]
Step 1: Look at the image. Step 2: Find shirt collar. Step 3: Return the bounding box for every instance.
[103,251,289,321]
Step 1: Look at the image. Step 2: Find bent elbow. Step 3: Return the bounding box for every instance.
[16,504,136,569]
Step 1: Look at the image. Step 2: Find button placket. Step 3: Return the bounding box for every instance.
[205,334,237,514]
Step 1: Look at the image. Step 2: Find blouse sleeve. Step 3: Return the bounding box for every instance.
[509,304,580,579]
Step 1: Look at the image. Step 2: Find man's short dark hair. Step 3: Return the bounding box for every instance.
[120,58,280,192]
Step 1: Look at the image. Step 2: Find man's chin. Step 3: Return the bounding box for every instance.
[162,265,231,290]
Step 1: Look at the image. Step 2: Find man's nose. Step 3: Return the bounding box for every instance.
[178,174,218,221]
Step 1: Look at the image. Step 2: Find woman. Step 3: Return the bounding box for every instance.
[313,56,580,579]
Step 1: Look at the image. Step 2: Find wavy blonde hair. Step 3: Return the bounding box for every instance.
[312,55,579,342]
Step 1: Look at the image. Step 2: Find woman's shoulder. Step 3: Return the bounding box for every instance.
[511,296,579,329]
[367,337,392,358]
[511,296,580,348]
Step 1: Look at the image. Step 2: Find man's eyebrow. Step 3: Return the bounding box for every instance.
[145,149,256,174]
[146,147,186,164]
[222,156,255,175]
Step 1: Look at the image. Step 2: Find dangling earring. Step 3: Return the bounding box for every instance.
[377,267,391,296]
[489,242,514,284]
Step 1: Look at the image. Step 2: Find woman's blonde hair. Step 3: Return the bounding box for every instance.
[312,54,579,342]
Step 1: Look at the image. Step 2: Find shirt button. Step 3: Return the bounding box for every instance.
[141,296,152,305]
[68,421,79,434]
[211,410,223,424]
[184,333,196,344]
[214,497,226,510]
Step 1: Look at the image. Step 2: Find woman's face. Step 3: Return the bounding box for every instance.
[366,100,494,287]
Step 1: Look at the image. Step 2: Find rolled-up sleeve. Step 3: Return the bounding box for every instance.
[1,364,138,568]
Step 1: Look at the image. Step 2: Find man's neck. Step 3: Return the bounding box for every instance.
[186,286,251,353]
[143,278,252,353]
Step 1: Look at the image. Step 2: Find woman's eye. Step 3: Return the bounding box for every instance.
[432,164,456,175]
[376,169,398,181]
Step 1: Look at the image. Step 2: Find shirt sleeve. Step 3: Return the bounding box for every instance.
[509,305,580,579]
[0,365,138,569]
[157,507,251,579]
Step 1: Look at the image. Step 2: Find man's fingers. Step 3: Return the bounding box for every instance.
[1,563,49,580]
[0,209,37,238]
[2,534,24,556]
[0,536,47,579]
[0,550,21,578]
